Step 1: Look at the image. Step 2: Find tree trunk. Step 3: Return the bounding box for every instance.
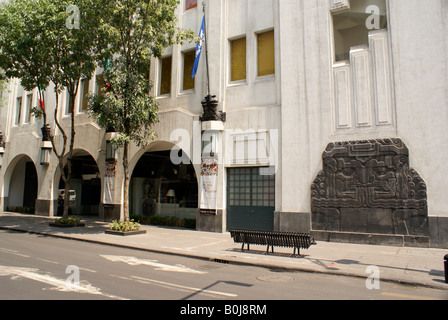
[62,89,76,218]
[122,140,130,223]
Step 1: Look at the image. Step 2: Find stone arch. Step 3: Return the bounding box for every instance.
[52,149,102,216]
[129,141,199,220]
[3,154,38,212]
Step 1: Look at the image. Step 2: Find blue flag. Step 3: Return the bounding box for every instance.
[191,16,205,79]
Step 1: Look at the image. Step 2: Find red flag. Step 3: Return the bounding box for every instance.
[39,99,45,110]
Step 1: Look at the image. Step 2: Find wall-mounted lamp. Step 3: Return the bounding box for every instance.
[105,129,118,162]
[201,130,219,158]
[0,132,5,167]
[40,125,51,166]
[105,140,117,162]
[40,141,52,166]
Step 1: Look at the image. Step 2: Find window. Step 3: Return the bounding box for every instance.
[15,97,22,125]
[95,74,105,98]
[257,30,275,77]
[159,56,172,96]
[25,94,33,123]
[182,50,195,91]
[79,78,90,111]
[185,0,197,10]
[228,167,275,207]
[230,37,246,82]
[332,0,387,61]
[65,91,74,115]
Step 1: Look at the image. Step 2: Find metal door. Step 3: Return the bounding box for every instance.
[227,167,275,231]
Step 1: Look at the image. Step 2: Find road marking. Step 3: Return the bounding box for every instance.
[0,247,30,258]
[0,264,127,300]
[131,275,238,298]
[100,255,206,274]
[37,258,60,265]
[381,292,442,300]
[79,267,97,273]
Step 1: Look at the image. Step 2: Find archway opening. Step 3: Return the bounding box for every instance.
[130,150,198,221]
[57,151,101,216]
[6,155,38,213]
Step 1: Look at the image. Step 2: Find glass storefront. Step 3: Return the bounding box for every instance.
[130,150,198,219]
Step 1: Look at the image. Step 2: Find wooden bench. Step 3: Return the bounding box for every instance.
[229,229,316,257]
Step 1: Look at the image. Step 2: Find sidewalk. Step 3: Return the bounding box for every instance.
[0,212,447,291]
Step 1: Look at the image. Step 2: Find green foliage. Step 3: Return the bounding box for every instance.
[6,206,35,214]
[54,216,81,225]
[110,219,141,232]
[88,0,195,148]
[0,0,109,219]
[130,214,196,229]
[0,0,105,92]
[88,57,159,148]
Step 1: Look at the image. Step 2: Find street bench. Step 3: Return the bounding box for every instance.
[229,229,316,257]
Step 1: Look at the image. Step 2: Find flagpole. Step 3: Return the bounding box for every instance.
[203,1,210,97]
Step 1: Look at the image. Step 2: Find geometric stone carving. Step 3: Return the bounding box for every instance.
[330,0,350,13]
[311,139,429,237]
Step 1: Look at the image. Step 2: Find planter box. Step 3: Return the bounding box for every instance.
[105,229,147,236]
[49,222,86,228]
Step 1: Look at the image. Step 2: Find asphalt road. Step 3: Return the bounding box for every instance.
[0,230,447,305]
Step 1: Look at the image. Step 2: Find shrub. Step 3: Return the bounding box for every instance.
[54,216,80,225]
[129,214,196,229]
[7,206,35,214]
[110,219,141,232]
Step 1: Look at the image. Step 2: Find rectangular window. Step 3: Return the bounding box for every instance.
[159,56,172,96]
[185,0,197,10]
[79,78,90,111]
[257,30,275,77]
[65,91,74,115]
[230,37,246,82]
[15,97,22,125]
[228,167,275,207]
[95,74,105,98]
[332,0,387,61]
[182,50,195,91]
[25,94,33,123]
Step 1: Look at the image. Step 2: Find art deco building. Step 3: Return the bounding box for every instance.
[0,0,447,248]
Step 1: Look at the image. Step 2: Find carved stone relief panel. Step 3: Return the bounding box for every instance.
[311,139,429,236]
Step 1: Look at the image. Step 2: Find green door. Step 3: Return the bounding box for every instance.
[227,167,275,231]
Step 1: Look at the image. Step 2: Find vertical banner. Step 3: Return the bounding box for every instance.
[104,162,115,204]
[200,157,218,215]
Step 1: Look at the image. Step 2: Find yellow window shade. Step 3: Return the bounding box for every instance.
[183,51,195,91]
[257,30,275,77]
[230,37,246,82]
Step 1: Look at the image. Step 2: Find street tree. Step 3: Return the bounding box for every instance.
[88,0,194,223]
[0,0,106,218]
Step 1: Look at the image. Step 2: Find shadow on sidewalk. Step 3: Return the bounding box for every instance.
[0,213,109,236]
